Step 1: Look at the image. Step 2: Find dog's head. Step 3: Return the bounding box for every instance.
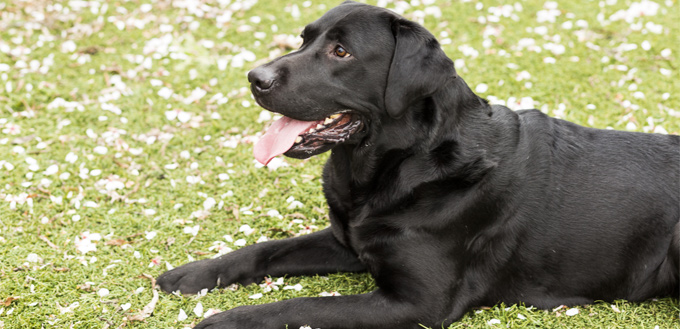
[250,1,455,165]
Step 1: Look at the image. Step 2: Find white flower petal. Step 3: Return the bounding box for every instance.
[97,288,110,297]
[566,308,579,316]
[158,87,173,99]
[177,309,188,321]
[193,302,203,317]
[475,83,488,93]
[93,146,108,155]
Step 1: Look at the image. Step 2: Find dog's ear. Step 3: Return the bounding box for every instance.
[384,19,455,118]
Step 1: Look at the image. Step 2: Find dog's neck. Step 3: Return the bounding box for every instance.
[329,76,500,189]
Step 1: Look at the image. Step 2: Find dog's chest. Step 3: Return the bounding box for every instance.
[324,182,384,251]
[325,181,412,258]
[322,150,420,252]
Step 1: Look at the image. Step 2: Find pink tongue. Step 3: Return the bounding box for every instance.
[254,116,318,165]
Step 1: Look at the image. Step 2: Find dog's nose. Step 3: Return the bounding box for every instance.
[248,67,276,91]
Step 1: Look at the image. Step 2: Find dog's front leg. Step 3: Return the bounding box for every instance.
[157,228,364,294]
[193,291,436,329]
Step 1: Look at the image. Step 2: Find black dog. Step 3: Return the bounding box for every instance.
[157,2,679,328]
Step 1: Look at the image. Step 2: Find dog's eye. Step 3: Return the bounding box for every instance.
[334,46,350,58]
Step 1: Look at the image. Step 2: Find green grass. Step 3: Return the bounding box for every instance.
[0,0,678,328]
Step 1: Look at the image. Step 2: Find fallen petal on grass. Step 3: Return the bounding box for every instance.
[127,290,158,322]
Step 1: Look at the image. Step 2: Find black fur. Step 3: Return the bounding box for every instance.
[157,2,679,328]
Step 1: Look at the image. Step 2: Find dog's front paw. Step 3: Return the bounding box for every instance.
[193,306,267,329]
[157,258,223,294]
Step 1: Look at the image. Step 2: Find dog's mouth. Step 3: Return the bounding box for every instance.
[254,112,363,165]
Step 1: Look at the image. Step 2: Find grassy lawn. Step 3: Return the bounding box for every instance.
[0,0,678,328]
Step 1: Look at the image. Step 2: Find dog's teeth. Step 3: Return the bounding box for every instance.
[330,114,342,119]
[309,128,316,133]
[295,136,303,143]
[316,124,325,129]
[324,118,334,125]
